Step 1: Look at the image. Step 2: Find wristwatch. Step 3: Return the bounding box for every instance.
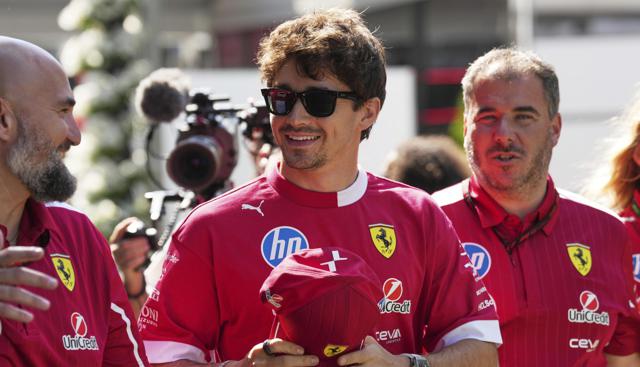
[402,353,430,367]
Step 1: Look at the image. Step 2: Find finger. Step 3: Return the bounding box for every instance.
[0,267,58,289]
[266,338,305,356]
[253,354,318,367]
[0,284,51,311]
[0,247,45,267]
[0,230,4,245]
[337,337,378,366]
[0,301,36,323]
[109,217,138,243]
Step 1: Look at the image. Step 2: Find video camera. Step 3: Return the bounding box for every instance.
[133,68,272,248]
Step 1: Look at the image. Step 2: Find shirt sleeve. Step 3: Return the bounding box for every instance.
[604,234,640,355]
[94,226,149,367]
[139,215,220,364]
[421,203,502,353]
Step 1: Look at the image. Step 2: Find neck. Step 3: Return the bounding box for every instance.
[0,171,30,246]
[280,161,359,193]
[479,177,548,219]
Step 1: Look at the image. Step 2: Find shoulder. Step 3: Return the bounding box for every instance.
[431,181,466,207]
[45,201,96,229]
[366,173,440,209]
[558,188,625,227]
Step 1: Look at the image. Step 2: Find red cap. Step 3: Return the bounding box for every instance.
[260,247,382,365]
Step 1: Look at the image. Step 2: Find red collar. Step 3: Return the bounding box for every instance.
[465,175,560,250]
[15,199,55,247]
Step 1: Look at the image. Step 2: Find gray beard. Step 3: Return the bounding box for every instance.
[6,121,77,202]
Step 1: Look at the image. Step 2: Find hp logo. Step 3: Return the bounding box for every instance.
[261,226,309,268]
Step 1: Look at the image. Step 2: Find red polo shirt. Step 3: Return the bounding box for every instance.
[434,176,640,366]
[0,199,148,366]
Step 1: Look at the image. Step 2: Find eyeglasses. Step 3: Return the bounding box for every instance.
[261,88,361,118]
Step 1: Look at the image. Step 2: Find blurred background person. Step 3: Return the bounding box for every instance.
[383,134,470,193]
[586,91,640,311]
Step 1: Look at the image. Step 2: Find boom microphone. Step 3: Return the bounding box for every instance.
[135,68,191,123]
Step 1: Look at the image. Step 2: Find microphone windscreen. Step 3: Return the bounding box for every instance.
[135,68,191,123]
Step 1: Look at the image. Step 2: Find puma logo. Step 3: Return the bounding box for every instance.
[241,200,264,216]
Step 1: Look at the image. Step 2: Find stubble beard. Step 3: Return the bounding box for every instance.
[465,133,553,198]
[282,147,327,170]
[6,119,77,202]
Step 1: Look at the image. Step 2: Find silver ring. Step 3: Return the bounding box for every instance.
[262,340,275,357]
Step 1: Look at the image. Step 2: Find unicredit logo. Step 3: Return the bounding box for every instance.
[568,290,610,326]
[62,311,99,351]
[580,291,599,311]
[71,312,87,337]
[378,278,411,314]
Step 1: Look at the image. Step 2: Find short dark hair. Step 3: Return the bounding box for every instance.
[256,8,387,140]
[462,46,560,119]
[384,135,471,194]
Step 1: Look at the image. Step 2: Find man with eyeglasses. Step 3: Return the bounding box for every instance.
[433,47,640,366]
[140,9,501,367]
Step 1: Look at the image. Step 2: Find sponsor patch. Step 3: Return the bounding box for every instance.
[566,243,592,276]
[62,312,99,351]
[323,344,348,357]
[375,328,402,344]
[369,224,396,258]
[261,226,309,268]
[567,290,609,326]
[378,278,411,314]
[51,254,75,291]
[569,338,599,352]
[632,253,640,283]
[462,243,491,280]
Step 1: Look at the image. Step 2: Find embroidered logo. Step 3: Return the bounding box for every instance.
[323,344,348,357]
[632,253,640,283]
[51,253,76,291]
[261,226,309,268]
[62,312,99,351]
[369,224,396,258]
[566,243,592,276]
[242,200,265,216]
[462,243,492,280]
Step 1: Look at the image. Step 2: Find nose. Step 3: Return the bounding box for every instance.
[493,116,515,146]
[287,97,313,126]
[66,114,81,146]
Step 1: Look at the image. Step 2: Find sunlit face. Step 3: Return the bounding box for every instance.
[269,60,371,174]
[5,60,80,202]
[464,73,561,195]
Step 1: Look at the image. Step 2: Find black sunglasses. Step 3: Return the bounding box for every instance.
[261,88,361,118]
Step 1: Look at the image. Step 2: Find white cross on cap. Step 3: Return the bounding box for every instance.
[320,250,348,273]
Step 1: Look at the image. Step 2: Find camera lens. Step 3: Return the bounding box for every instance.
[167,135,222,192]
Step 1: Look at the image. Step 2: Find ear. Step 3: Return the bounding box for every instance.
[358,97,381,132]
[550,112,562,147]
[0,97,16,142]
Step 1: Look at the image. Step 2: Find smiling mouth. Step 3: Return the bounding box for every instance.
[286,135,320,142]
[493,153,518,162]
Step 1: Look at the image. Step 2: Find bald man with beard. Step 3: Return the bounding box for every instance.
[0,36,148,366]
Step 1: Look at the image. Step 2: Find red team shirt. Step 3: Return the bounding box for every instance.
[619,189,640,311]
[140,165,501,363]
[433,176,640,366]
[0,199,148,366]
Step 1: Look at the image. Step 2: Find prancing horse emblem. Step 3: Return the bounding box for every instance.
[242,200,264,216]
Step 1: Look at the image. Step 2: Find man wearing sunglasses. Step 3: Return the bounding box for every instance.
[433,47,640,366]
[140,8,501,367]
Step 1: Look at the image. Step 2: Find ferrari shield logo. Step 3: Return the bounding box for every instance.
[51,254,75,291]
[566,243,592,276]
[369,224,396,258]
[323,344,348,357]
